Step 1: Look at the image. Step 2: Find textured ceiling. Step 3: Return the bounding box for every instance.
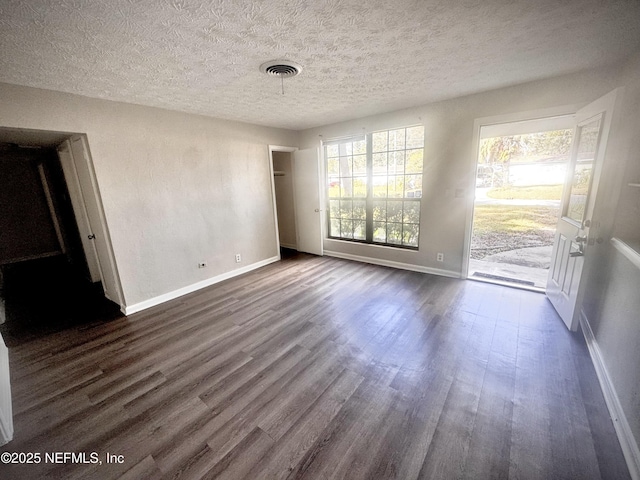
[0,0,639,130]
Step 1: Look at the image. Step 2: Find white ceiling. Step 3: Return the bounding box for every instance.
[0,0,639,130]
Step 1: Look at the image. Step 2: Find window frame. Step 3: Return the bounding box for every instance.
[325,125,424,250]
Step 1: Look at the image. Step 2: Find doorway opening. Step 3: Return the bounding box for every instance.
[271,150,298,257]
[269,145,324,258]
[0,128,122,346]
[468,116,574,290]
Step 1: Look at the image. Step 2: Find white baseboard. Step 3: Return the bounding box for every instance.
[279,243,297,250]
[122,256,280,316]
[580,311,640,480]
[324,250,461,279]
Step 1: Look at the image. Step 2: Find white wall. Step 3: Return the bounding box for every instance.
[299,64,623,275]
[0,83,298,309]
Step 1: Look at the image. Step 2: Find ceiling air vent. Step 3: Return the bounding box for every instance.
[259,60,302,78]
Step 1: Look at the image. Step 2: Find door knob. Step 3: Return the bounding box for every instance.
[574,235,587,244]
[314,208,321,212]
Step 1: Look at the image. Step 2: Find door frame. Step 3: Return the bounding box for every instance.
[462,104,582,279]
[268,145,298,260]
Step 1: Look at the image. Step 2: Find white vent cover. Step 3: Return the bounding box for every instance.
[259,60,302,78]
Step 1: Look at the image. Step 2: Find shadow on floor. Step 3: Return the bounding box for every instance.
[0,255,123,347]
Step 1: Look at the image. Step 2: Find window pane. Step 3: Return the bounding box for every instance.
[340,220,354,239]
[388,151,405,175]
[373,153,387,174]
[373,131,387,152]
[388,176,403,198]
[405,149,423,173]
[403,223,419,247]
[373,200,386,221]
[328,177,340,198]
[388,129,405,151]
[387,223,403,244]
[340,200,352,219]
[327,158,339,175]
[387,200,403,223]
[330,218,340,237]
[329,199,340,218]
[566,118,600,223]
[340,178,353,197]
[353,200,366,220]
[404,174,422,198]
[339,156,353,176]
[353,140,366,155]
[354,221,366,240]
[340,143,353,156]
[353,176,367,197]
[373,221,386,242]
[406,126,424,149]
[353,154,367,175]
[403,201,420,223]
[326,144,339,157]
[373,177,387,197]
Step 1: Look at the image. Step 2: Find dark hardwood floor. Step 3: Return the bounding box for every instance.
[0,252,630,479]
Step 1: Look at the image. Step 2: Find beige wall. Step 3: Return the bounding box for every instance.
[272,151,297,249]
[0,83,298,308]
[299,64,623,274]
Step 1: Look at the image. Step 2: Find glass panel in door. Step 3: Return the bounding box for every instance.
[565,118,601,224]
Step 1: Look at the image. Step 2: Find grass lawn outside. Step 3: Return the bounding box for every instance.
[486,184,563,200]
[471,204,560,259]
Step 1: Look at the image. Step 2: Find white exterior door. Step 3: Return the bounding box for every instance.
[546,91,617,330]
[293,148,323,256]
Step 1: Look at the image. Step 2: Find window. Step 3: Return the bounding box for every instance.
[326,126,424,248]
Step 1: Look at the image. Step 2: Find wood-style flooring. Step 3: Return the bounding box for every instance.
[0,252,630,479]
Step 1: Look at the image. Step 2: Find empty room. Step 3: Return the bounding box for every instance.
[1,1,640,479]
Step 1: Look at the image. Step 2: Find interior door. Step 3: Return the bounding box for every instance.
[546,91,616,330]
[57,140,102,283]
[293,148,323,256]
[68,136,123,305]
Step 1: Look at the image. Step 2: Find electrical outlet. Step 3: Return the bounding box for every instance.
[198,262,207,268]
[436,253,444,262]
[235,253,241,263]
